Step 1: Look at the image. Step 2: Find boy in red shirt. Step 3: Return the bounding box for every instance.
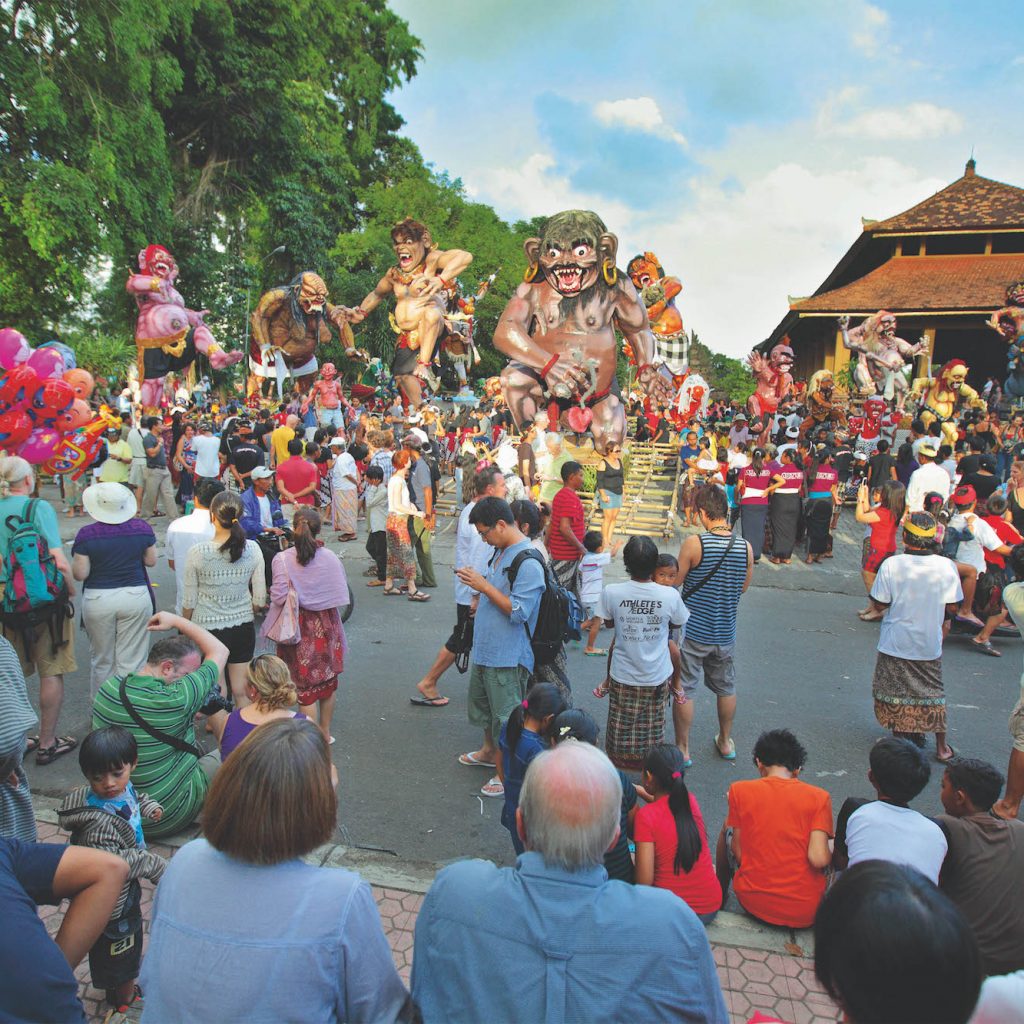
[716,728,833,928]
[546,460,586,595]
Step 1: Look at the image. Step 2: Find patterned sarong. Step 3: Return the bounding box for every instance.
[872,651,946,735]
[605,677,670,771]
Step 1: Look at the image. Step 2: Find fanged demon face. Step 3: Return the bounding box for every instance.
[997,313,1020,339]
[942,364,969,392]
[769,343,795,373]
[1007,282,1024,306]
[140,245,178,282]
[541,236,600,296]
[297,273,329,315]
[393,232,428,274]
[864,397,887,420]
[879,314,897,338]
[320,362,337,380]
[627,253,663,291]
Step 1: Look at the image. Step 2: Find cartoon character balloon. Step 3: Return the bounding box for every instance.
[0,328,98,464]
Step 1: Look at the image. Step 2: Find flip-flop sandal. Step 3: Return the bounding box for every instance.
[714,734,737,760]
[408,591,431,602]
[383,587,406,596]
[481,776,504,798]
[971,639,1002,657]
[36,735,78,765]
[458,751,496,767]
[592,686,610,699]
[366,580,386,587]
[410,695,450,707]
[584,649,608,656]
[25,735,39,752]
[936,745,958,764]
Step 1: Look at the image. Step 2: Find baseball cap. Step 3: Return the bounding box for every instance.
[951,484,977,507]
[251,467,274,480]
[329,436,346,447]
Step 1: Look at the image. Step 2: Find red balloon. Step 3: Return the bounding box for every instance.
[0,409,33,447]
[0,365,40,410]
[33,378,74,418]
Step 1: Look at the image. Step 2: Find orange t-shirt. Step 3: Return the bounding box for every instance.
[726,775,833,928]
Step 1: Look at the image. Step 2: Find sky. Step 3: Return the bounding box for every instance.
[387,0,1024,357]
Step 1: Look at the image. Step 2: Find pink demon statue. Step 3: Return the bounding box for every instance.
[126,245,244,411]
[746,339,795,442]
[839,312,926,410]
[301,362,350,430]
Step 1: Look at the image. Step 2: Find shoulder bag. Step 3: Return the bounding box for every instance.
[118,676,203,758]
[682,533,738,601]
[265,551,301,645]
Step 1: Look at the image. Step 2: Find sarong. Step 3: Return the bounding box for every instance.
[804,498,833,555]
[332,487,358,536]
[276,607,345,705]
[769,492,801,559]
[872,651,947,735]
[740,504,768,560]
[551,557,581,600]
[605,677,670,771]
[386,512,416,581]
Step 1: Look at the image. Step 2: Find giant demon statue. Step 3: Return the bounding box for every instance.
[986,281,1024,400]
[493,210,673,452]
[911,359,986,446]
[346,218,473,408]
[799,369,847,438]
[127,245,244,411]
[746,340,794,443]
[249,272,360,397]
[626,251,687,373]
[839,311,926,410]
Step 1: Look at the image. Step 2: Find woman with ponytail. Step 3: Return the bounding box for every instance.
[738,447,774,563]
[634,743,722,921]
[804,445,840,564]
[264,508,349,744]
[183,491,267,706]
[498,682,566,849]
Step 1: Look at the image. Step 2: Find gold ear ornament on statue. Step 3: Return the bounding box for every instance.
[602,259,617,286]
[524,262,540,283]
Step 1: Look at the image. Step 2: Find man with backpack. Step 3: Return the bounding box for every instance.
[0,456,77,766]
[455,497,546,799]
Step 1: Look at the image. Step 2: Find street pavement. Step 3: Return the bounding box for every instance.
[27,488,1020,884]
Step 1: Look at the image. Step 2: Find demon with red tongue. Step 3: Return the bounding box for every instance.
[494,209,672,452]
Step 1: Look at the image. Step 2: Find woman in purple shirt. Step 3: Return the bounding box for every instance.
[72,483,156,698]
[219,654,305,760]
[738,448,773,563]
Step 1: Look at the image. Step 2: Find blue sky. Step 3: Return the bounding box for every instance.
[388,0,1024,356]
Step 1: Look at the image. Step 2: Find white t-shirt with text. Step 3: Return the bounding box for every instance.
[600,580,688,686]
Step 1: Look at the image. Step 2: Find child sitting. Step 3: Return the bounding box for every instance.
[363,464,388,586]
[498,683,566,853]
[57,726,167,1012]
[553,708,648,882]
[579,529,620,655]
[832,736,947,883]
[634,743,722,922]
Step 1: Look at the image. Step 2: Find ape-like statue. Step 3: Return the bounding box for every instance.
[127,244,244,411]
[627,251,687,373]
[911,359,986,446]
[345,218,473,408]
[986,281,1024,400]
[839,311,926,410]
[248,272,358,397]
[493,209,672,452]
[746,340,794,443]
[799,369,847,438]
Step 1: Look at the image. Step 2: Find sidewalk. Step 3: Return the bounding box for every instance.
[32,800,839,1024]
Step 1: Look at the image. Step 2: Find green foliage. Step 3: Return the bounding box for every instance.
[704,341,755,403]
[65,332,136,383]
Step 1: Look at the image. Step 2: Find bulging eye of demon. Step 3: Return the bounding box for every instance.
[573,244,591,259]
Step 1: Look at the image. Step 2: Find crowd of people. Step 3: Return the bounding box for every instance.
[1,373,1023,1024]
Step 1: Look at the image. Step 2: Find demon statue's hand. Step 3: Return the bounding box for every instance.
[335,306,367,324]
[545,355,594,399]
[638,364,675,405]
[410,274,445,299]
[837,315,850,331]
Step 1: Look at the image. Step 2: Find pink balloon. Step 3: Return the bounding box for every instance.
[0,329,30,371]
[19,426,62,464]
[26,347,65,379]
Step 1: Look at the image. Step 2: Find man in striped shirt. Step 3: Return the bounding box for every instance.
[92,612,229,840]
[673,484,752,765]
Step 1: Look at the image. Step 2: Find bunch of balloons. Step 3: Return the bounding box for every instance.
[0,328,96,469]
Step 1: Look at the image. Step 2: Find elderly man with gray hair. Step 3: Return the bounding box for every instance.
[411,742,727,1023]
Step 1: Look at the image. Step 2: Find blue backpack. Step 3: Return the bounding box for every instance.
[507,548,584,666]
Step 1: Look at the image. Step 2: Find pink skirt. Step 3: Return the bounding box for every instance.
[276,607,345,704]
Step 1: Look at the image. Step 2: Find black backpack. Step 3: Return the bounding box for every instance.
[506,549,583,665]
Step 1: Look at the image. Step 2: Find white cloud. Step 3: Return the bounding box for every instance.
[851,3,894,59]
[818,100,963,140]
[593,97,687,147]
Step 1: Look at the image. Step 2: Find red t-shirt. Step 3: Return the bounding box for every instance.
[982,515,1022,569]
[869,506,898,554]
[739,467,772,505]
[275,456,318,506]
[773,466,804,492]
[634,792,722,914]
[726,775,833,928]
[808,466,838,494]
[548,486,585,561]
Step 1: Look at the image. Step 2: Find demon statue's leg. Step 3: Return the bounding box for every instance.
[141,377,164,411]
[591,397,627,455]
[194,324,245,370]
[396,374,423,409]
[500,366,545,430]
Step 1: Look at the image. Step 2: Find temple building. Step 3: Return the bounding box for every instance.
[767,160,1024,386]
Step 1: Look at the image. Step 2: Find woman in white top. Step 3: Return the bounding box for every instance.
[330,439,359,541]
[183,491,266,705]
[385,449,428,600]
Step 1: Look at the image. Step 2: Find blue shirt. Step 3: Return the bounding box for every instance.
[471,539,544,672]
[140,839,410,1023]
[412,852,728,1024]
[72,520,156,590]
[499,724,547,840]
[87,780,145,847]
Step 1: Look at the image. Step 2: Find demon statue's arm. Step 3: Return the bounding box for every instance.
[613,278,674,406]
[250,288,291,354]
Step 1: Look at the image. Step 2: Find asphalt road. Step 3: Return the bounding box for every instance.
[26,491,1020,879]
